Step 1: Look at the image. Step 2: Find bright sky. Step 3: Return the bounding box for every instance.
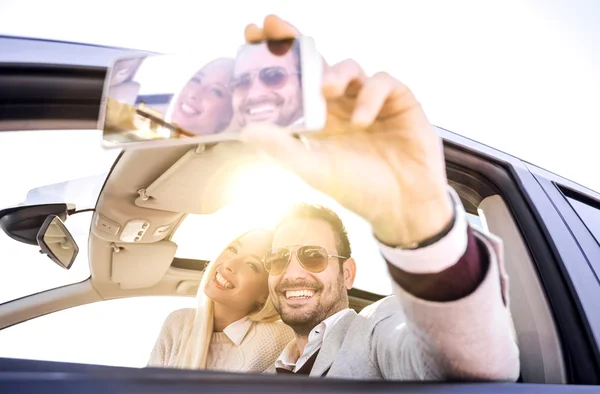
[0,0,597,367]
[1,0,598,191]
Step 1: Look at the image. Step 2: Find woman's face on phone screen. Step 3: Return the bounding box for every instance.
[170,58,234,135]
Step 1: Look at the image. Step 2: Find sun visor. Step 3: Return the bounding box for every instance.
[134,142,275,214]
[111,240,177,289]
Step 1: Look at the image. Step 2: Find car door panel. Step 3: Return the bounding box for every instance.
[1,358,599,394]
[518,163,600,383]
[525,164,600,328]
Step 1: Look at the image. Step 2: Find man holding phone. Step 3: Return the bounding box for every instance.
[240,16,520,381]
[230,40,304,128]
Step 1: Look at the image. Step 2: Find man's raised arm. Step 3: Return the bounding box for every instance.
[372,187,520,381]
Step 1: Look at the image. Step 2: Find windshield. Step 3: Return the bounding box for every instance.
[0,130,120,304]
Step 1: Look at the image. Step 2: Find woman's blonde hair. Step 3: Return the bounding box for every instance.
[173,228,280,369]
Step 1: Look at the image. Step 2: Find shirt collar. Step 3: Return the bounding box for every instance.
[277,338,301,369]
[222,316,253,346]
[319,308,351,340]
[275,308,352,371]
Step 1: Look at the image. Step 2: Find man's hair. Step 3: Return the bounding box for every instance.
[274,203,351,258]
[235,39,302,78]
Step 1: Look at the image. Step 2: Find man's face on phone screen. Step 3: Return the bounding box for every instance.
[231,44,303,127]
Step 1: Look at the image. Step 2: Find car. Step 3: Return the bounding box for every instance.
[0,35,599,393]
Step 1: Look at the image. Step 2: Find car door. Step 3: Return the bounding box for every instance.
[505,161,600,385]
[437,127,600,385]
[525,163,600,370]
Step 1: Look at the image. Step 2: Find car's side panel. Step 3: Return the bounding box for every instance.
[526,163,600,282]
[1,358,599,394]
[515,165,600,384]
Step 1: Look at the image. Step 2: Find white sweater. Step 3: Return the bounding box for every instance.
[148,308,295,373]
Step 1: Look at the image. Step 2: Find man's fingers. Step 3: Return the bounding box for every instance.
[246,15,301,44]
[244,23,264,43]
[244,15,330,72]
[351,72,400,127]
[262,14,301,40]
[322,59,367,99]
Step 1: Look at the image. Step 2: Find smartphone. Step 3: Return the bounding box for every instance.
[98,36,326,150]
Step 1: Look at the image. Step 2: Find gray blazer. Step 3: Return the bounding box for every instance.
[266,224,520,381]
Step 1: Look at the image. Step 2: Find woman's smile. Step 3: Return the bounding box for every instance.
[214,271,235,289]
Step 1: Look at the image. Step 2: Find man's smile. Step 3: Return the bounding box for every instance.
[276,284,321,307]
[240,98,283,121]
[285,289,316,299]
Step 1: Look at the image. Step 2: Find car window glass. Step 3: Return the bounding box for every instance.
[563,191,600,246]
[0,296,196,367]
[0,130,120,304]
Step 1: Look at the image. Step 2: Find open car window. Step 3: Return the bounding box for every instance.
[172,163,487,296]
[171,162,393,296]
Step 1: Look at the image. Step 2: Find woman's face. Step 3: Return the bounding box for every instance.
[204,230,272,315]
[170,59,234,135]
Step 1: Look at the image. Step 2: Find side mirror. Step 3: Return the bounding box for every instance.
[36,215,79,270]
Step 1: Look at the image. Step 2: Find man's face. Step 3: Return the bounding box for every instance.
[268,218,354,335]
[231,45,303,127]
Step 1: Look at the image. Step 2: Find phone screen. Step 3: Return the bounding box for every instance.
[100,37,324,149]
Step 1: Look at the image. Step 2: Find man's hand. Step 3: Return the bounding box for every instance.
[240,15,453,247]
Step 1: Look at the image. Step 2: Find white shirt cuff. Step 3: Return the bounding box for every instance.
[378,187,469,274]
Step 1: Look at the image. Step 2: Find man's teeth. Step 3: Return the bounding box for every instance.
[247,105,277,115]
[181,102,200,115]
[215,272,233,289]
[285,290,315,299]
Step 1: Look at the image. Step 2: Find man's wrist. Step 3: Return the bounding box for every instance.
[374,195,455,248]
[377,188,470,275]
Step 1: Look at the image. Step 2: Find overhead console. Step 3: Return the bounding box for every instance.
[92,142,275,245]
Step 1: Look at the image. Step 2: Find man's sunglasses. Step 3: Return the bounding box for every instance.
[229,66,297,92]
[263,245,348,276]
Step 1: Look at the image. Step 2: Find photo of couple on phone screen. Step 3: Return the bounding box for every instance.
[103,40,305,144]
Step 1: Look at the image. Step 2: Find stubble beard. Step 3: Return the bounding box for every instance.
[276,276,348,337]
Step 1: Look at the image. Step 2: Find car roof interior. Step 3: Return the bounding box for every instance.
[0,59,566,386]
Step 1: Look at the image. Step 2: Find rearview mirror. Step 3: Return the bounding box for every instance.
[0,203,73,246]
[36,215,79,270]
